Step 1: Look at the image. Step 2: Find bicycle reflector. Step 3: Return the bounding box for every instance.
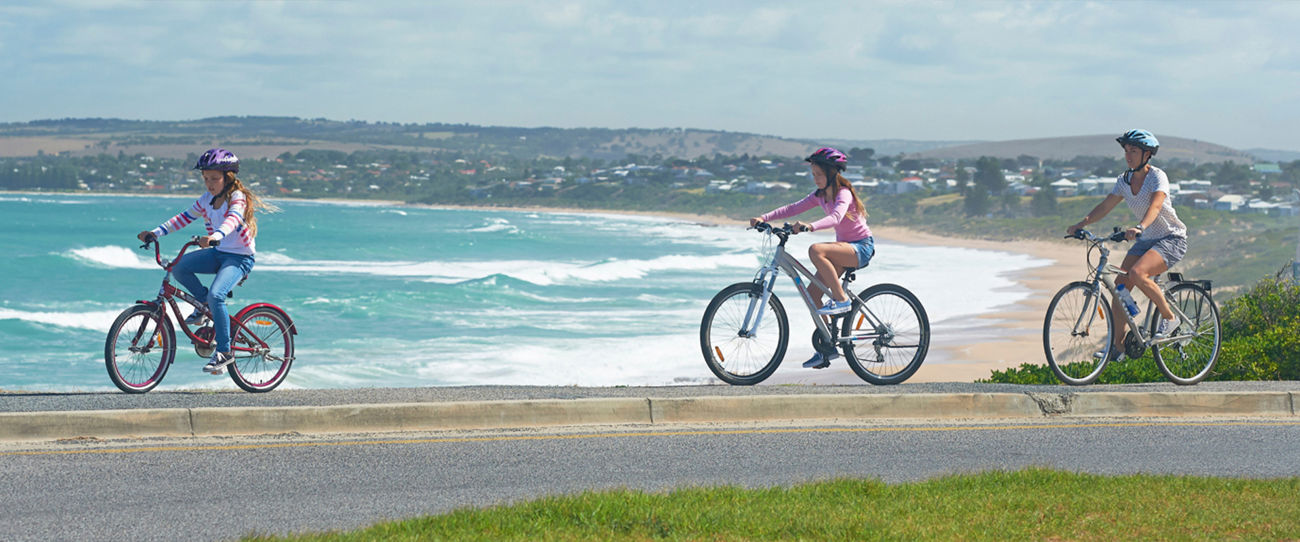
[254,319,273,326]
[714,346,725,362]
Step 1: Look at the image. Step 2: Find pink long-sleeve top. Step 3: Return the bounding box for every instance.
[149,190,255,256]
[760,188,872,242]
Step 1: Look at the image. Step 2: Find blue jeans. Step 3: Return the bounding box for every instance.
[173,249,255,353]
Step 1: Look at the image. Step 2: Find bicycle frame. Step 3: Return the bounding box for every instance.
[136,238,273,356]
[741,224,888,349]
[1073,231,1197,350]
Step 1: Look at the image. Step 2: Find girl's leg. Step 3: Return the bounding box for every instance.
[207,254,254,353]
[808,242,860,306]
[171,249,220,301]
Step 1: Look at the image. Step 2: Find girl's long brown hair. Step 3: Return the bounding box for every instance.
[216,171,278,237]
[814,166,868,220]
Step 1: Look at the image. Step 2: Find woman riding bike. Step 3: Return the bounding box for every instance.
[1066,129,1189,362]
[748,147,875,369]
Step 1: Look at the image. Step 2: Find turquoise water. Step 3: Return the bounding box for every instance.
[0,194,1047,391]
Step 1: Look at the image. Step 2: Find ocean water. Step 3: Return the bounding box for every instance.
[0,194,1048,391]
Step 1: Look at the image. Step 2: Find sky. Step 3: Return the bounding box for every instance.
[1,1,1298,151]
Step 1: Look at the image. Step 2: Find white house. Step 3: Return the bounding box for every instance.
[1050,178,1078,197]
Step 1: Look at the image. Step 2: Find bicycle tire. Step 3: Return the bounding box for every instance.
[700,282,788,385]
[1043,281,1113,385]
[104,304,175,394]
[840,283,930,385]
[227,306,295,393]
[1151,283,1221,385]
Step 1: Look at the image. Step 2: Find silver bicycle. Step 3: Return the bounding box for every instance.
[1044,228,1221,385]
[699,222,930,385]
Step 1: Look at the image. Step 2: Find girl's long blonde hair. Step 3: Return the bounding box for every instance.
[217,171,278,237]
[815,167,868,220]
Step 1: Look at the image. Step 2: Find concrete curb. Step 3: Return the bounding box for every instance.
[1,392,1297,442]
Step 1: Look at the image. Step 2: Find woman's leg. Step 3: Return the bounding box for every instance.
[171,249,219,301]
[1111,253,1142,350]
[1127,250,1173,320]
[808,242,860,306]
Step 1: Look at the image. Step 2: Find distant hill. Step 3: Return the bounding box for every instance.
[0,117,833,161]
[910,134,1255,164]
[1246,148,1300,163]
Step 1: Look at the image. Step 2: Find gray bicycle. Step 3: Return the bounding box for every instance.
[1043,228,1221,385]
[699,222,930,385]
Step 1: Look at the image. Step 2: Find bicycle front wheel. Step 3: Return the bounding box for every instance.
[1151,283,1221,385]
[840,283,930,385]
[700,282,788,385]
[228,306,295,393]
[105,304,176,394]
[1043,281,1112,385]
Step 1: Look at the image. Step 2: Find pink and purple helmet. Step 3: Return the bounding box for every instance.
[805,147,848,171]
[194,148,239,173]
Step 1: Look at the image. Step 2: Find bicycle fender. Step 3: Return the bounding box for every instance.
[235,303,298,335]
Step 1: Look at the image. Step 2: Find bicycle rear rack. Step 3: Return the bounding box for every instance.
[1167,272,1212,292]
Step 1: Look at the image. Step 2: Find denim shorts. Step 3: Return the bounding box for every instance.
[849,236,875,269]
[1127,234,1187,268]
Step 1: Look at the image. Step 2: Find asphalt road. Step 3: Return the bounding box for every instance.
[2,416,1299,542]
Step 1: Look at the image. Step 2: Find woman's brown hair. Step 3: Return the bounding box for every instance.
[215,171,278,237]
[814,165,868,220]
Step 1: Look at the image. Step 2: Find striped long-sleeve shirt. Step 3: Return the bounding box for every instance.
[150,190,255,255]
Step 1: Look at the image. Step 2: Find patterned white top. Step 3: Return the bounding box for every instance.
[1109,166,1187,240]
[149,190,256,256]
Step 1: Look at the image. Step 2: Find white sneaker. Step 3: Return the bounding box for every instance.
[802,351,838,369]
[203,351,235,374]
[1154,316,1183,338]
[816,298,852,316]
[184,307,209,327]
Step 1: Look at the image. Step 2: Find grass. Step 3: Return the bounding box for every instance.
[243,469,1300,541]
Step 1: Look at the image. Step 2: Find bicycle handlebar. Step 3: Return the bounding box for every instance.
[752,222,806,236]
[140,236,221,268]
[1066,227,1135,244]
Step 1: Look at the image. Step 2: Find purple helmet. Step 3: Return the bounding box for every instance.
[194,148,239,173]
[805,147,848,171]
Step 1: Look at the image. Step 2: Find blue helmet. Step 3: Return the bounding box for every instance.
[1116,129,1159,156]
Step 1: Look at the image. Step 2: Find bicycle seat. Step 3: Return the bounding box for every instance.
[841,269,857,283]
[226,272,250,298]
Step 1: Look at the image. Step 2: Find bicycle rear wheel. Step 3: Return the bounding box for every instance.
[700,282,788,385]
[840,283,929,385]
[1151,283,1221,385]
[227,306,295,393]
[1043,281,1112,385]
[105,304,176,394]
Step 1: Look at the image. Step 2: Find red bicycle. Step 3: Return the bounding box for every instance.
[104,237,297,393]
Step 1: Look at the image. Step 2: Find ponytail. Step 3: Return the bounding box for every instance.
[222,171,279,237]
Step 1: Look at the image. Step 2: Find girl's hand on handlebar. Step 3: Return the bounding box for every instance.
[792,221,811,233]
[197,235,216,248]
[749,217,762,228]
[1066,222,1085,235]
[137,231,155,243]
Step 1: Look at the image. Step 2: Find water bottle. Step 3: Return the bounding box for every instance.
[1115,284,1139,317]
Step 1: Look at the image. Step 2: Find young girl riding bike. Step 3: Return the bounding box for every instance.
[137,148,274,374]
[1066,129,1189,361]
[749,147,875,369]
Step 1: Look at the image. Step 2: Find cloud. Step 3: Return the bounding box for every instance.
[1,0,1299,150]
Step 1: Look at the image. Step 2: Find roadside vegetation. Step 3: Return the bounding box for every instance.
[244,469,1300,541]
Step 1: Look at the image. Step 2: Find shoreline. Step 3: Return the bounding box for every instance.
[7,190,1067,383]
